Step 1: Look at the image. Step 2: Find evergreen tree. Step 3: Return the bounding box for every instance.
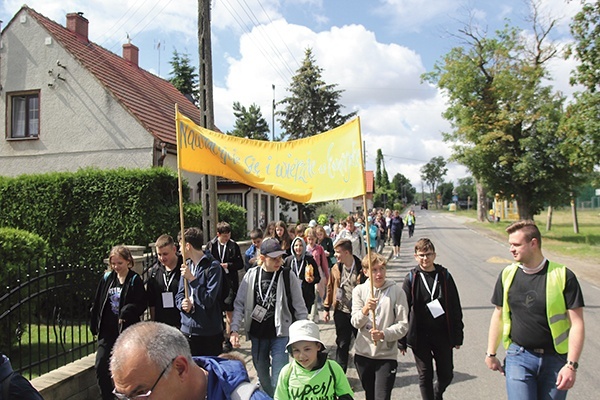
[230,102,270,140]
[168,50,198,103]
[277,48,356,140]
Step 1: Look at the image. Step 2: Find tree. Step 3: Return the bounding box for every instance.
[438,182,455,205]
[455,177,477,208]
[276,48,357,140]
[391,173,415,205]
[168,50,198,103]
[562,1,600,183]
[375,149,390,190]
[229,102,270,140]
[422,2,587,220]
[420,156,447,208]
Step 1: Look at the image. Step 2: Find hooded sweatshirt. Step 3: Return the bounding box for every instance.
[194,356,272,400]
[351,279,409,360]
[284,237,320,311]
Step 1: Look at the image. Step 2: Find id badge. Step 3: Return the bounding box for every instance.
[336,287,344,301]
[251,305,268,322]
[426,298,445,318]
[162,292,174,308]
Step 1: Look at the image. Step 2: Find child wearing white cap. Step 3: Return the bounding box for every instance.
[274,320,353,400]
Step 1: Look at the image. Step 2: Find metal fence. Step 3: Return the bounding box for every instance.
[0,253,156,379]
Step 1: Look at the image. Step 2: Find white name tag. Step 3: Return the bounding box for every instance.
[426,299,445,318]
[162,292,174,308]
[251,305,268,322]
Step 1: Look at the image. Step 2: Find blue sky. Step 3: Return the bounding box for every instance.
[0,0,583,187]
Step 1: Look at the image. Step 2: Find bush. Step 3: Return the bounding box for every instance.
[314,203,347,223]
[0,168,185,264]
[0,227,48,349]
[218,201,247,240]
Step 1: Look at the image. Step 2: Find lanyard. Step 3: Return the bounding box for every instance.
[218,243,226,263]
[340,260,355,286]
[258,268,277,304]
[292,257,304,277]
[162,269,176,290]
[419,272,438,301]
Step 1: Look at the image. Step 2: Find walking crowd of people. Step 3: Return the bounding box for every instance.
[83,207,585,400]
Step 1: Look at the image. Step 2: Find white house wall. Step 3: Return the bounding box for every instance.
[0,9,153,177]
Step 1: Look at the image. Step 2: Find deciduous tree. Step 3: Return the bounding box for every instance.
[423,2,586,219]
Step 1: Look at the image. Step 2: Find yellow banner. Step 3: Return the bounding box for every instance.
[176,110,365,203]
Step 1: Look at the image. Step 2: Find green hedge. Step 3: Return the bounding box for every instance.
[0,168,247,264]
[0,227,48,281]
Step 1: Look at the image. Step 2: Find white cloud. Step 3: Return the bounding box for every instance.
[373,0,461,33]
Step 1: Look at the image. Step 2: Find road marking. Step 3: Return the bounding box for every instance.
[487,256,513,264]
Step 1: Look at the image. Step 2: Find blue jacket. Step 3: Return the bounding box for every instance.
[244,244,258,271]
[176,254,223,336]
[195,356,272,399]
[0,354,43,400]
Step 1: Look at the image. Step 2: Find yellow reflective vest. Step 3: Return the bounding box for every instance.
[501,261,570,354]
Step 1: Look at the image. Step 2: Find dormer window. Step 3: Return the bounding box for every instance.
[8,91,40,139]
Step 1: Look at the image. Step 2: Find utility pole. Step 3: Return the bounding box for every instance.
[272,84,276,141]
[198,0,218,240]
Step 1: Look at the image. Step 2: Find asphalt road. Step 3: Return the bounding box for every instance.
[366,209,600,400]
[236,210,600,398]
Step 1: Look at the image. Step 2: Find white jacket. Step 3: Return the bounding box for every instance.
[351,279,409,360]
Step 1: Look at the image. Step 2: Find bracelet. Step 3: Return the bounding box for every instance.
[485,352,497,358]
[565,364,576,371]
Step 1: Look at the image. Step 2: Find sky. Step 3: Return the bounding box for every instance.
[0,0,585,190]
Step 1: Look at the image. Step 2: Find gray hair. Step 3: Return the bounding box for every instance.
[110,321,193,374]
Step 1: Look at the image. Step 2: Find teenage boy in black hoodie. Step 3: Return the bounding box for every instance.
[399,238,464,400]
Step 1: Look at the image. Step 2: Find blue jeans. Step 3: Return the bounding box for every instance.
[505,343,568,400]
[249,334,289,397]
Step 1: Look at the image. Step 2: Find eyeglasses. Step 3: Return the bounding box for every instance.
[416,253,435,259]
[112,357,176,400]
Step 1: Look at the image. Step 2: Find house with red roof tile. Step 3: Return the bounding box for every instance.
[0,6,281,233]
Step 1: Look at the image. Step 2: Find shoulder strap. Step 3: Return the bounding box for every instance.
[326,359,336,391]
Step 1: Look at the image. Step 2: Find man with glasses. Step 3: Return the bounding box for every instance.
[485,220,585,400]
[110,321,271,399]
[398,238,464,400]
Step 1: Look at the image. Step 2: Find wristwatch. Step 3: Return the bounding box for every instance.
[566,360,579,370]
[485,352,496,358]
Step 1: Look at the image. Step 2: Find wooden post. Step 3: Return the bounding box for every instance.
[198,0,218,240]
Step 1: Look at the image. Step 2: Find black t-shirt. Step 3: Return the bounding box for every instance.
[146,263,182,328]
[491,263,585,349]
[249,269,280,338]
[100,280,122,340]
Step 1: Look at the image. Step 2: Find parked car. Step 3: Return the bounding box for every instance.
[420,200,428,210]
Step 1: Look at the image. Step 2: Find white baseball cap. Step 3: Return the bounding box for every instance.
[286,320,326,352]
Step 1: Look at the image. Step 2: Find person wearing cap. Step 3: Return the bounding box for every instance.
[230,238,308,397]
[274,320,353,400]
[351,252,409,400]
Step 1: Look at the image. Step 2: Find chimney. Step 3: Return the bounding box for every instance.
[123,43,139,66]
[66,12,88,42]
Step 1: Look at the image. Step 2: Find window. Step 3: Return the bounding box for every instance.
[8,91,40,138]
[217,193,242,207]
